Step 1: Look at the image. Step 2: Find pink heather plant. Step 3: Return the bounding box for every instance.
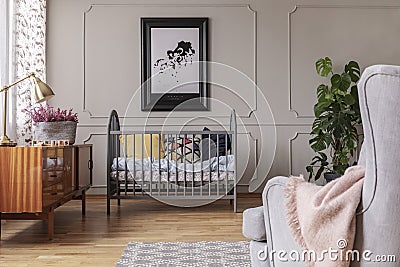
[28,103,78,124]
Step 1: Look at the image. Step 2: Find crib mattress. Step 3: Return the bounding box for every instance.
[111,155,235,173]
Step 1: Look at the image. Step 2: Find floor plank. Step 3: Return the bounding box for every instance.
[0,195,262,267]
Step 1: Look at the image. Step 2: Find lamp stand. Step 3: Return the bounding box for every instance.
[0,90,16,147]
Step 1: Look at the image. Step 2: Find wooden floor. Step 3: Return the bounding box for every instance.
[0,195,261,266]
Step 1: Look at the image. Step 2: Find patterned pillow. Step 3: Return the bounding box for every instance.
[119,134,165,159]
[165,137,200,163]
[201,127,231,160]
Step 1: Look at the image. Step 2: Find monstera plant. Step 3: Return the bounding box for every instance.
[306,57,362,181]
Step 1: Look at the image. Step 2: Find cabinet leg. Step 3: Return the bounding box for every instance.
[81,191,86,216]
[48,208,54,240]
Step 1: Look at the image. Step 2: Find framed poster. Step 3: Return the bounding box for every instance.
[141,17,209,111]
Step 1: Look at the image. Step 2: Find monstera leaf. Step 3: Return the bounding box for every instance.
[331,73,351,91]
[345,61,361,82]
[316,57,333,77]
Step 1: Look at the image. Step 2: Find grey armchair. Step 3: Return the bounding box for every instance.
[243,65,400,266]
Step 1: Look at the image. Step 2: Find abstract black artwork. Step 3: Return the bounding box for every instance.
[141,18,208,111]
[154,40,195,78]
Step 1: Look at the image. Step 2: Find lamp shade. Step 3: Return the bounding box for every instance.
[32,76,55,103]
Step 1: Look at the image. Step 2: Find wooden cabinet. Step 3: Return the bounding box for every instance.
[0,145,92,239]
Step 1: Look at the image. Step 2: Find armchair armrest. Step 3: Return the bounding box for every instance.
[263,176,303,266]
[243,206,267,241]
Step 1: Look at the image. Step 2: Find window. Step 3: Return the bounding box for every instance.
[0,0,14,140]
[0,0,8,86]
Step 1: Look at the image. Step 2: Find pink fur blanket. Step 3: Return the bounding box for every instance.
[284,165,365,267]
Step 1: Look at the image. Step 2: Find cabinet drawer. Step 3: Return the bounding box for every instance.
[42,171,64,187]
[42,183,64,207]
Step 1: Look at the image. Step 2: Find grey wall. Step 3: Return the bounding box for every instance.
[47,0,400,194]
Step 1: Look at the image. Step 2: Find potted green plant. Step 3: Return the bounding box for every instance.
[306,57,362,182]
[28,103,79,144]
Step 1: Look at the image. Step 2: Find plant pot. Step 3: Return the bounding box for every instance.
[34,121,77,144]
[324,172,341,183]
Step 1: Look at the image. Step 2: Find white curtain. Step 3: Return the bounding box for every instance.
[13,0,47,145]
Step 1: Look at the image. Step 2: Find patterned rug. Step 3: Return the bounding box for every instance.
[116,241,250,267]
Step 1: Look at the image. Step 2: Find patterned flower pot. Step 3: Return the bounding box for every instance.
[34,121,77,144]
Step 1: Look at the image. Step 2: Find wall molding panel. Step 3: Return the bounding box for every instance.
[288,4,400,118]
[83,3,257,119]
[288,131,311,176]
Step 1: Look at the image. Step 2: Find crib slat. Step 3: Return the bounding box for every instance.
[158,134,161,196]
[167,134,170,196]
[133,134,136,196]
[116,137,121,204]
[124,134,128,196]
[142,133,144,196]
[175,134,178,196]
[192,134,195,196]
[232,128,237,212]
[200,139,203,197]
[217,134,220,196]
[208,134,211,197]
[183,134,186,196]
[226,134,229,196]
[150,134,153,195]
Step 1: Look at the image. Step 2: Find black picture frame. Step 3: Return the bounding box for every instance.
[141,17,209,111]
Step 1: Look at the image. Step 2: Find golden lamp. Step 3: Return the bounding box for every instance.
[0,73,55,147]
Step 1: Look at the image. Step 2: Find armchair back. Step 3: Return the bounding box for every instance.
[354,65,400,265]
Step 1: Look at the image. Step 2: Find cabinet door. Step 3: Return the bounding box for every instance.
[63,146,74,194]
[0,147,43,212]
[42,147,74,206]
[76,146,92,189]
